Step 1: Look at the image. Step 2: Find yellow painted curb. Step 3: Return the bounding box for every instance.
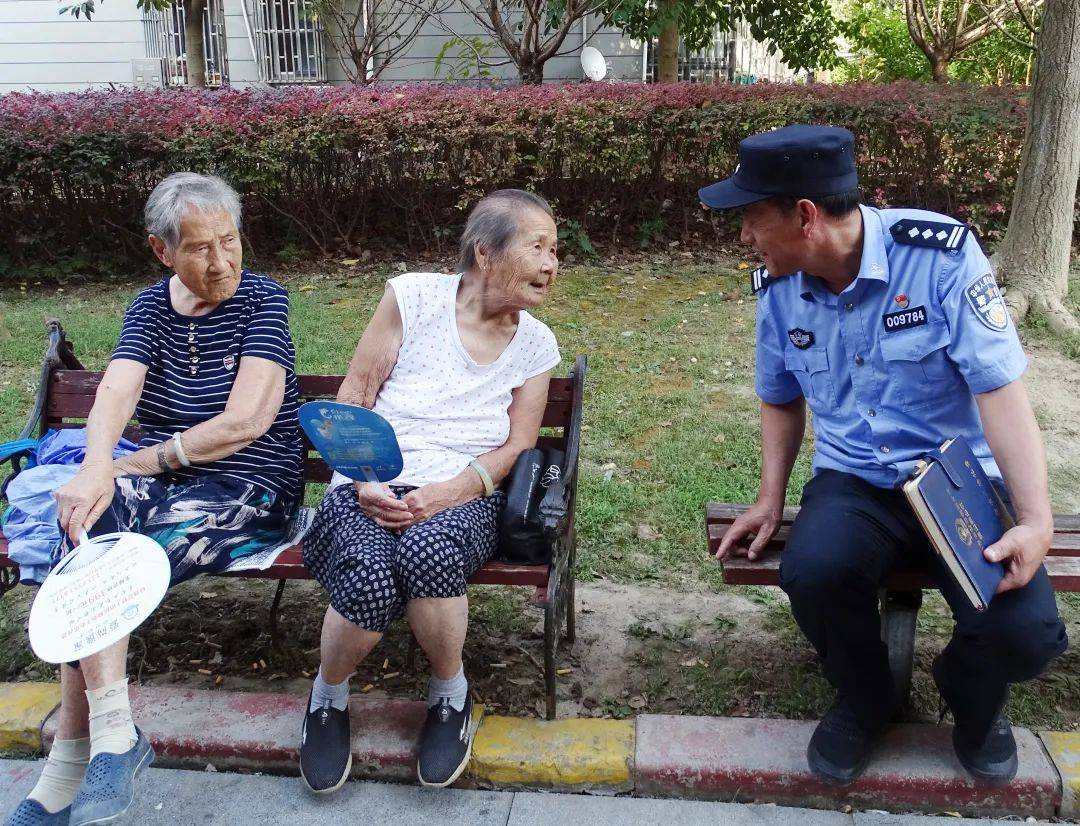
[0,682,60,753]
[470,715,634,790]
[1040,731,1080,818]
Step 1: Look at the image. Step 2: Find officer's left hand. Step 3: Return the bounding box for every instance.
[984,523,1052,594]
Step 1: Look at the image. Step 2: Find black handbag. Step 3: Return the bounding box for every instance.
[498,446,565,564]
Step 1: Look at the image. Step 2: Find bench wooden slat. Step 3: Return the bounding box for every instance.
[47,371,574,429]
[707,522,1079,559]
[706,503,1080,538]
[719,546,1080,592]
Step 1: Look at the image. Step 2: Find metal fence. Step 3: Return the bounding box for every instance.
[645,21,797,84]
[143,0,230,87]
[241,0,327,84]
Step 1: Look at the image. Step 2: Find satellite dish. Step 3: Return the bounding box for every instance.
[580,46,607,82]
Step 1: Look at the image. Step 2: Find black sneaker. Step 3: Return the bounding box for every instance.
[417,696,474,788]
[299,692,352,794]
[807,697,885,785]
[932,656,1017,784]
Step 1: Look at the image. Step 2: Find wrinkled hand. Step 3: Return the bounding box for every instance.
[54,462,116,544]
[985,523,1051,594]
[401,482,465,526]
[715,500,783,562]
[355,482,413,531]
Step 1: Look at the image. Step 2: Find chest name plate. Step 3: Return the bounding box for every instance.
[882,306,928,332]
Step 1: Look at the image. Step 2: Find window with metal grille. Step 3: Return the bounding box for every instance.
[241,0,327,84]
[143,0,229,87]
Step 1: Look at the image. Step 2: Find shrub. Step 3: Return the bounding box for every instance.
[0,81,1044,275]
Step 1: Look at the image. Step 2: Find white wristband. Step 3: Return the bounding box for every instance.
[469,459,494,497]
[172,432,192,467]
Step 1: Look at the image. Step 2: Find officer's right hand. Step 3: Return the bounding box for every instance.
[715,500,782,562]
[355,481,413,530]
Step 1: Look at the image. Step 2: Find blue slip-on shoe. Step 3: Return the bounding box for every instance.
[5,799,71,826]
[69,729,154,826]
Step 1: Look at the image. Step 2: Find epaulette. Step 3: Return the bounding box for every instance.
[890,218,969,251]
[750,265,771,294]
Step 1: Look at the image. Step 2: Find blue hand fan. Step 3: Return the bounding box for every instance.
[298,401,404,483]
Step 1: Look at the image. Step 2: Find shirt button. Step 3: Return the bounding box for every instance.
[845,302,854,312]
[868,409,877,417]
[880,445,890,454]
[854,354,864,366]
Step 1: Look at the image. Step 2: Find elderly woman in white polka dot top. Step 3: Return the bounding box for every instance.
[298,190,562,792]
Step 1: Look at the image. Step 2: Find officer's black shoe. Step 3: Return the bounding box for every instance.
[932,656,1017,784]
[417,697,474,788]
[807,697,885,785]
[300,693,352,794]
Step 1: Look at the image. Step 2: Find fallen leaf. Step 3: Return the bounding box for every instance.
[556,667,573,676]
[737,261,750,270]
[340,258,359,265]
[508,677,535,687]
[361,684,374,693]
[628,694,647,709]
[297,284,316,292]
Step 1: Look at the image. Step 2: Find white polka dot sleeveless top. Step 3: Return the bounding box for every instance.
[330,272,560,489]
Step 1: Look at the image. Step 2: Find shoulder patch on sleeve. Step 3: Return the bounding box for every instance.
[964,272,1010,331]
[750,265,771,294]
[890,218,969,251]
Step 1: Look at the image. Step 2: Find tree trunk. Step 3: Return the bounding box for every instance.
[658,0,679,83]
[992,0,1080,334]
[519,58,544,85]
[184,0,207,87]
[929,52,950,82]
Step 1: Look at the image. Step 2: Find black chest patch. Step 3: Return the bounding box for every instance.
[788,328,815,349]
[882,305,928,332]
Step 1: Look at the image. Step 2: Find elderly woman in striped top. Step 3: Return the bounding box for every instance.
[298,190,561,793]
[6,173,302,826]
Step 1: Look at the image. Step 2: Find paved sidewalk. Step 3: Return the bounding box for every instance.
[0,760,1057,826]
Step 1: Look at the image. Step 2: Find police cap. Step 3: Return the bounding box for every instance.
[698,124,858,210]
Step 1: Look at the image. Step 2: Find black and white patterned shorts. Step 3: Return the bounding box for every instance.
[303,484,506,632]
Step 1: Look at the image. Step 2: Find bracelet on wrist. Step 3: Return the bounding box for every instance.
[155,441,171,473]
[172,432,192,467]
[469,459,495,497]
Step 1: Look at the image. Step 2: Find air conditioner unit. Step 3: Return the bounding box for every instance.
[131,58,166,88]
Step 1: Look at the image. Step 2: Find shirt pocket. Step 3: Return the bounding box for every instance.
[783,347,836,412]
[878,318,961,409]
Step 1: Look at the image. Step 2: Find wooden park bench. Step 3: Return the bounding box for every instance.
[0,321,585,720]
[706,502,1080,703]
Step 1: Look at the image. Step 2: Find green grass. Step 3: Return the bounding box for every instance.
[3,259,1079,730]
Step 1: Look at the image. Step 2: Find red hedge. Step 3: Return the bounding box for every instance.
[0,82,1035,272]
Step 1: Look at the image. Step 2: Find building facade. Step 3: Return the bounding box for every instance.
[0,0,798,92]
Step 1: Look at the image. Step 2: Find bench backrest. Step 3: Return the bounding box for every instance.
[43,367,581,487]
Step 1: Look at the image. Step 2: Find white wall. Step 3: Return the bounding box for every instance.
[0,1,655,91]
[0,0,148,92]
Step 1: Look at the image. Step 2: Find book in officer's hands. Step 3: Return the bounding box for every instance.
[902,436,1012,612]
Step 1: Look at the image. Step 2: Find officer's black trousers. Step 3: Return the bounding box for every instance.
[780,470,1068,734]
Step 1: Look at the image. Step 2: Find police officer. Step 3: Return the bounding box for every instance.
[704,125,1067,785]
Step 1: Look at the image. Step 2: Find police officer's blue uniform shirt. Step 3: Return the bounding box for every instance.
[755,204,1027,488]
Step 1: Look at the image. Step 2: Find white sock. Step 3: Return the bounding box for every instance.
[27,737,90,814]
[86,678,138,758]
[427,667,468,712]
[310,668,350,713]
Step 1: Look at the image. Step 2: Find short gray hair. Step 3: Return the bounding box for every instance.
[144,172,242,249]
[458,189,554,272]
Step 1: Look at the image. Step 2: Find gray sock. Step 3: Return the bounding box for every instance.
[427,667,468,712]
[310,668,350,713]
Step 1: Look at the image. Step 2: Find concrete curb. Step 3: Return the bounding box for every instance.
[635,715,1061,819]
[0,682,1072,816]
[0,683,59,753]
[1039,731,1080,818]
